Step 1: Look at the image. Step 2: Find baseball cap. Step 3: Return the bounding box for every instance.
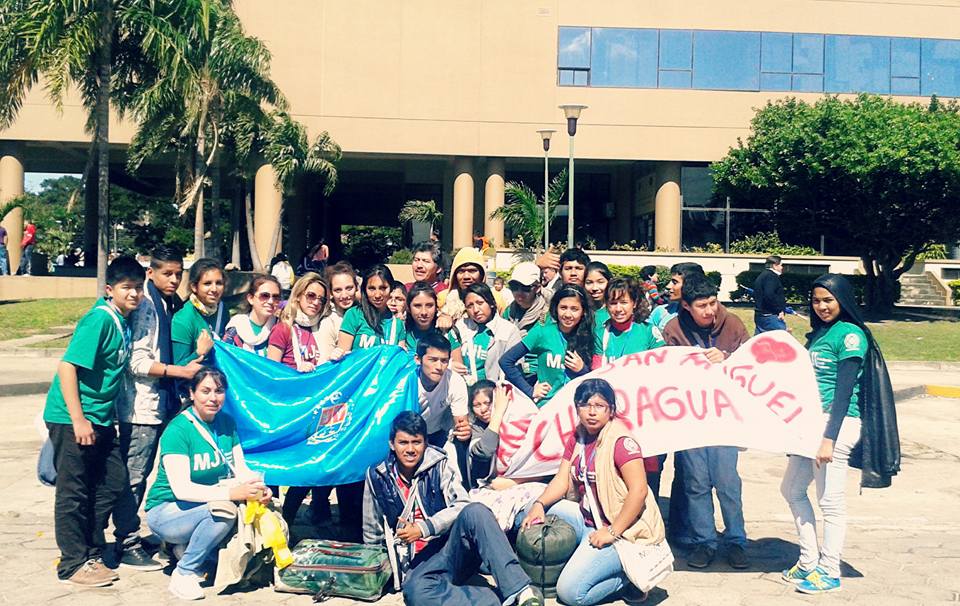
[509,262,540,287]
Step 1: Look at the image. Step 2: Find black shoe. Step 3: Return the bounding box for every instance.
[119,545,164,571]
[621,584,648,604]
[687,545,716,569]
[727,544,749,569]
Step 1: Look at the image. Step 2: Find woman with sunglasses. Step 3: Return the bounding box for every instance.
[499,284,595,406]
[223,275,281,357]
[333,264,406,357]
[521,379,665,605]
[268,272,329,372]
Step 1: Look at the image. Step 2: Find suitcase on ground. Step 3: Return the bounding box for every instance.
[275,539,391,601]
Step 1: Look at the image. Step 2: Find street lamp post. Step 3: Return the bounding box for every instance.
[559,104,587,248]
[536,129,556,251]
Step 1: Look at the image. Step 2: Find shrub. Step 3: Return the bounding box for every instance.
[341,225,402,271]
[730,270,900,305]
[388,248,413,264]
[949,280,960,305]
[729,231,819,256]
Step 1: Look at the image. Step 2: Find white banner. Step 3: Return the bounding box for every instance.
[496,331,824,479]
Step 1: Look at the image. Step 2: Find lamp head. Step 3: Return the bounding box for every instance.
[559,104,587,136]
[537,129,556,152]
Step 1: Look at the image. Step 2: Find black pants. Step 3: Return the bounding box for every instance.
[48,422,129,579]
[403,503,531,606]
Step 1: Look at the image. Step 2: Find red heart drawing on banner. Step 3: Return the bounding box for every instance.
[751,336,797,363]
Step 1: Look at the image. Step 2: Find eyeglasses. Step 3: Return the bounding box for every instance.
[303,292,328,303]
[510,283,535,293]
[575,402,611,412]
[257,292,282,302]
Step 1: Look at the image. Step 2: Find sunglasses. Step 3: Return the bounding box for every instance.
[256,292,282,302]
[510,283,535,293]
[303,292,328,303]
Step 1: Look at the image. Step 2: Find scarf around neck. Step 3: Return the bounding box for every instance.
[225,313,276,350]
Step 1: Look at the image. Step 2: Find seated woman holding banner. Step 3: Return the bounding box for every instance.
[521,379,668,606]
[145,367,272,601]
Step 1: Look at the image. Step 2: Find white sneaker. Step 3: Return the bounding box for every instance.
[168,569,205,600]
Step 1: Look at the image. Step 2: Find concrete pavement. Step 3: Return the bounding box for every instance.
[0,391,958,605]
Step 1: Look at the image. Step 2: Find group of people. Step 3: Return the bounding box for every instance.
[0,218,36,275]
[43,238,893,602]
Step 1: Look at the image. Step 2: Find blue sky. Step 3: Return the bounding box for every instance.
[25,172,80,193]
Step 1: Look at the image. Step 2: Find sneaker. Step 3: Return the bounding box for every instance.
[796,567,841,594]
[119,545,164,571]
[781,563,814,584]
[58,559,114,587]
[169,569,205,600]
[727,544,749,569]
[686,545,716,569]
[517,585,543,606]
[94,558,120,581]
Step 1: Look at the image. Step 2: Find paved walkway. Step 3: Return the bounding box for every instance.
[0,391,958,605]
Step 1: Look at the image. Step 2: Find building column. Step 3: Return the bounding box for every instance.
[613,165,633,245]
[0,143,26,272]
[254,163,283,268]
[654,162,682,252]
[483,158,505,248]
[452,157,475,250]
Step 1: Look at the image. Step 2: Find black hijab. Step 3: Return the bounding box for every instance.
[808,274,901,488]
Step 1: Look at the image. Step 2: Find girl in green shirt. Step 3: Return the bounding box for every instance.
[404,281,442,350]
[591,277,662,369]
[171,258,225,365]
[584,261,612,327]
[500,284,595,406]
[334,264,406,356]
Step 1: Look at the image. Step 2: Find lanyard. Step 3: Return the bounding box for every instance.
[387,317,398,345]
[97,303,131,363]
[464,325,491,383]
[183,409,236,476]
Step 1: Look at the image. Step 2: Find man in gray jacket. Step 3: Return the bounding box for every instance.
[363,411,541,606]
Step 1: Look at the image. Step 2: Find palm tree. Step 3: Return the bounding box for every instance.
[492,168,567,250]
[0,0,210,292]
[399,199,442,240]
[126,2,281,259]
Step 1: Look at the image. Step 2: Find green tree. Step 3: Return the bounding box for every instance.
[492,168,566,250]
[399,199,442,238]
[0,0,210,292]
[712,95,960,313]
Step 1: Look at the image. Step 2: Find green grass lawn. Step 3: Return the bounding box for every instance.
[0,298,93,342]
[726,306,960,361]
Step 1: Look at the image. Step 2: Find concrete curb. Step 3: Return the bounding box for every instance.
[0,382,52,397]
[0,347,67,358]
[886,361,960,371]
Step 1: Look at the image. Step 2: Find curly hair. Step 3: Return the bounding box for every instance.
[605,277,651,324]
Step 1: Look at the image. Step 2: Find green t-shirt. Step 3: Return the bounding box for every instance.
[593,319,664,364]
[594,307,610,327]
[172,303,225,365]
[43,300,131,426]
[145,410,240,510]
[808,321,868,417]
[405,327,460,354]
[449,326,494,382]
[522,322,575,406]
[340,306,406,349]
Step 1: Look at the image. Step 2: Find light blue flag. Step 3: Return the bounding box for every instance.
[213,341,419,486]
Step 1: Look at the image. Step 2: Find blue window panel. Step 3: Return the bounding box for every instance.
[891,77,920,96]
[558,27,591,69]
[692,31,761,91]
[922,38,960,98]
[761,32,792,73]
[825,35,890,94]
[659,70,692,89]
[573,70,589,86]
[793,33,824,74]
[792,73,823,92]
[891,37,921,78]
[761,72,791,91]
[558,70,574,86]
[660,30,692,70]
[590,28,658,87]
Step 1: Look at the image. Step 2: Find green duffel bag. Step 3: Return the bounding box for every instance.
[275,539,391,601]
[516,514,578,598]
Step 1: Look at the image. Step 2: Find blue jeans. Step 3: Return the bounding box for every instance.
[0,248,9,275]
[544,500,627,606]
[147,501,235,575]
[679,446,746,550]
[754,313,786,334]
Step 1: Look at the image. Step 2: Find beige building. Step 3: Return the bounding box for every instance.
[3,0,960,269]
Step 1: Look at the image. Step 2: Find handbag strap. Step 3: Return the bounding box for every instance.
[183,409,237,476]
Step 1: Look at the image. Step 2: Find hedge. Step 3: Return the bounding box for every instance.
[949,279,960,305]
[730,270,900,305]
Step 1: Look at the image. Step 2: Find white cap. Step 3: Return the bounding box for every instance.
[509,262,541,287]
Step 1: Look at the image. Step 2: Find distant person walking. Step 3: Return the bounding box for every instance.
[17,219,36,275]
[0,223,9,275]
[753,255,786,334]
[299,239,329,275]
